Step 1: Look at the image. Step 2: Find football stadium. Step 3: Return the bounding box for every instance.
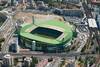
[19,19,73,52]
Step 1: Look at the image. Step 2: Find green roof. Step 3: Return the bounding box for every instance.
[20,19,73,45]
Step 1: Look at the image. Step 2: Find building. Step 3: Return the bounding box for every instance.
[63,0,80,4]
[0,61,3,67]
[3,54,13,67]
[23,57,32,67]
[63,9,84,18]
[19,19,73,52]
[0,0,8,6]
[36,59,48,67]
[96,15,100,29]
[7,0,16,6]
[17,0,33,4]
[88,18,97,28]
[91,0,100,4]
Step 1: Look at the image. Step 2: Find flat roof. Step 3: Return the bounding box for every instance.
[88,18,97,28]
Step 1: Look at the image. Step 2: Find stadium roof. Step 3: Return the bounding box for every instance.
[20,19,73,45]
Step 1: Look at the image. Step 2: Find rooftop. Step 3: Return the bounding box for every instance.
[91,0,100,4]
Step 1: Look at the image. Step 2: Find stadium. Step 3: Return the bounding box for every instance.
[19,19,73,52]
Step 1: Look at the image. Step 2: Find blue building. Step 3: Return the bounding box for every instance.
[63,9,84,18]
[96,15,100,29]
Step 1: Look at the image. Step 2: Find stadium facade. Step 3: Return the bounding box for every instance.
[19,19,73,52]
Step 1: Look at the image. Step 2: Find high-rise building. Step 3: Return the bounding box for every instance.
[3,54,13,67]
[19,19,73,52]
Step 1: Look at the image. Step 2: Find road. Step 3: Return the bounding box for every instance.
[1,17,16,53]
[0,52,99,60]
[51,58,61,67]
[82,2,93,18]
[45,57,61,67]
[82,3,100,66]
[1,29,16,53]
[76,33,88,52]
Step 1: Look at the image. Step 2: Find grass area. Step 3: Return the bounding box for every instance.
[0,38,5,42]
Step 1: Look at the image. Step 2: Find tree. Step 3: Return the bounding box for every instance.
[32,57,38,64]
[14,58,18,66]
[0,38,5,43]
[96,46,99,54]
[30,57,38,67]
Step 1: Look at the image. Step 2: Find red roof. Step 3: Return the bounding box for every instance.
[91,0,100,4]
[36,59,48,67]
